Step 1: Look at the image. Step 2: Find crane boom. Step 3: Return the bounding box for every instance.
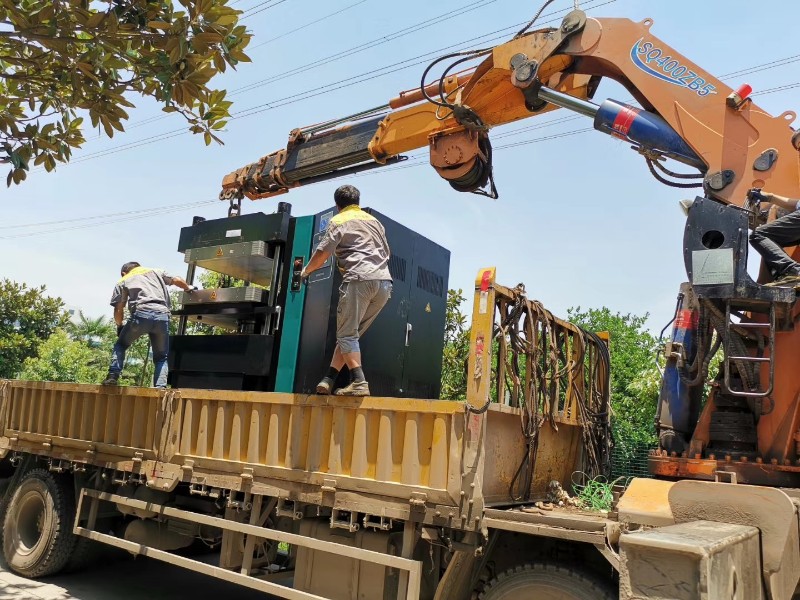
[220,10,799,209]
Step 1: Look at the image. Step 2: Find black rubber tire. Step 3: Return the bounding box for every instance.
[63,535,103,573]
[2,469,77,578]
[478,562,616,600]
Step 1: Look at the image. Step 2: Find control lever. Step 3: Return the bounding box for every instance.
[405,323,413,347]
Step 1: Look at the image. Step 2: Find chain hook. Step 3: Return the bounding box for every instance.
[228,197,242,218]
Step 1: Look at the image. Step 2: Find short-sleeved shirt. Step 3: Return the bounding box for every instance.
[110,267,175,314]
[316,205,392,282]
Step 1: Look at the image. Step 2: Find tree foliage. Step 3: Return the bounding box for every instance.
[20,314,156,385]
[0,0,251,185]
[18,328,107,383]
[567,307,661,458]
[0,279,67,378]
[440,289,470,400]
[67,310,115,345]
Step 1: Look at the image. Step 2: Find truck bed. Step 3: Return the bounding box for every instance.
[0,380,583,529]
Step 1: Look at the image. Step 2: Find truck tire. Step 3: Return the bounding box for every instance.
[478,562,616,600]
[2,469,77,578]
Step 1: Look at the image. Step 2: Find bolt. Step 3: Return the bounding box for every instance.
[725,455,732,463]
[681,452,687,458]
[694,453,702,460]
[670,452,677,458]
[785,459,791,466]
[740,456,749,463]
[460,491,466,497]
[771,458,778,465]
[470,483,475,488]
[756,457,763,464]
[435,511,441,517]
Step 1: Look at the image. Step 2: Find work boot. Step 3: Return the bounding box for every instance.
[334,380,370,396]
[101,373,120,386]
[316,378,334,395]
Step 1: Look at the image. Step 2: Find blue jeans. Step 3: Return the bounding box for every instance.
[109,309,170,388]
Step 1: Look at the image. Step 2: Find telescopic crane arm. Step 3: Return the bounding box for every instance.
[221,9,799,210]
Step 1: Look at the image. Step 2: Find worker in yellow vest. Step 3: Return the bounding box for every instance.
[300,185,393,396]
[102,262,194,388]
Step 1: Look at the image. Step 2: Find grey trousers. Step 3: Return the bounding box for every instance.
[336,280,392,353]
[750,210,800,278]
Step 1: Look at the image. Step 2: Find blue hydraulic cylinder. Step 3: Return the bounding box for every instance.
[593,99,704,169]
[656,284,704,454]
[534,86,704,170]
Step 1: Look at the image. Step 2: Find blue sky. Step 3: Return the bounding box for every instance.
[1,0,798,331]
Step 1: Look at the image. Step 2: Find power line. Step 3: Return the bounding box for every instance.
[32,0,796,170]
[240,0,288,19]
[753,82,800,96]
[248,0,370,50]
[53,0,615,164]
[0,200,217,240]
[61,50,799,168]
[231,0,498,97]
[0,200,211,230]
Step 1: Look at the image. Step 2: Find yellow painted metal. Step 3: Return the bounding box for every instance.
[616,478,675,527]
[483,405,581,505]
[0,381,163,462]
[0,267,597,526]
[171,390,465,507]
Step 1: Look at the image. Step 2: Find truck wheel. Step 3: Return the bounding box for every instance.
[2,469,77,578]
[478,562,616,600]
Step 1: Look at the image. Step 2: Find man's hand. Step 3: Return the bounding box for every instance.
[186,285,198,293]
[747,188,770,204]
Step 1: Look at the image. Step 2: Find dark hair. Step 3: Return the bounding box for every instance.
[333,184,360,209]
[121,261,140,276]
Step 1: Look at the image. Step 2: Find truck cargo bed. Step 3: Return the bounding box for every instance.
[0,380,582,528]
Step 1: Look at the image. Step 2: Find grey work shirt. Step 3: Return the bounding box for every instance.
[110,267,175,314]
[316,205,392,282]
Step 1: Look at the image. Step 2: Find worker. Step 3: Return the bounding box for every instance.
[749,189,800,286]
[102,262,195,388]
[300,185,392,396]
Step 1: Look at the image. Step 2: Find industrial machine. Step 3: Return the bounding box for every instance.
[168,204,450,398]
[218,5,800,489]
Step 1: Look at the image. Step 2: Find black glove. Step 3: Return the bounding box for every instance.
[747,188,769,203]
[116,324,124,336]
[186,285,198,293]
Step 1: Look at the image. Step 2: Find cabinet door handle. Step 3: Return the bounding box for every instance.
[405,323,413,347]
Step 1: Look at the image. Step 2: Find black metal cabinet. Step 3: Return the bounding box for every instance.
[293,207,450,399]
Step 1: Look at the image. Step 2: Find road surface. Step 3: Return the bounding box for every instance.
[0,552,286,600]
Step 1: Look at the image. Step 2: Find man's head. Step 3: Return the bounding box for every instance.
[333,184,360,210]
[120,261,140,277]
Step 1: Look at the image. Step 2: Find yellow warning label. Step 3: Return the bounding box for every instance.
[210,291,217,300]
[425,303,431,313]
[216,247,223,257]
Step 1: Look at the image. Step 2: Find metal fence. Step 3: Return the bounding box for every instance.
[610,442,654,480]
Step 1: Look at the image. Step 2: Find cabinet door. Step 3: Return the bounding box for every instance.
[358,215,413,396]
[403,235,451,399]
